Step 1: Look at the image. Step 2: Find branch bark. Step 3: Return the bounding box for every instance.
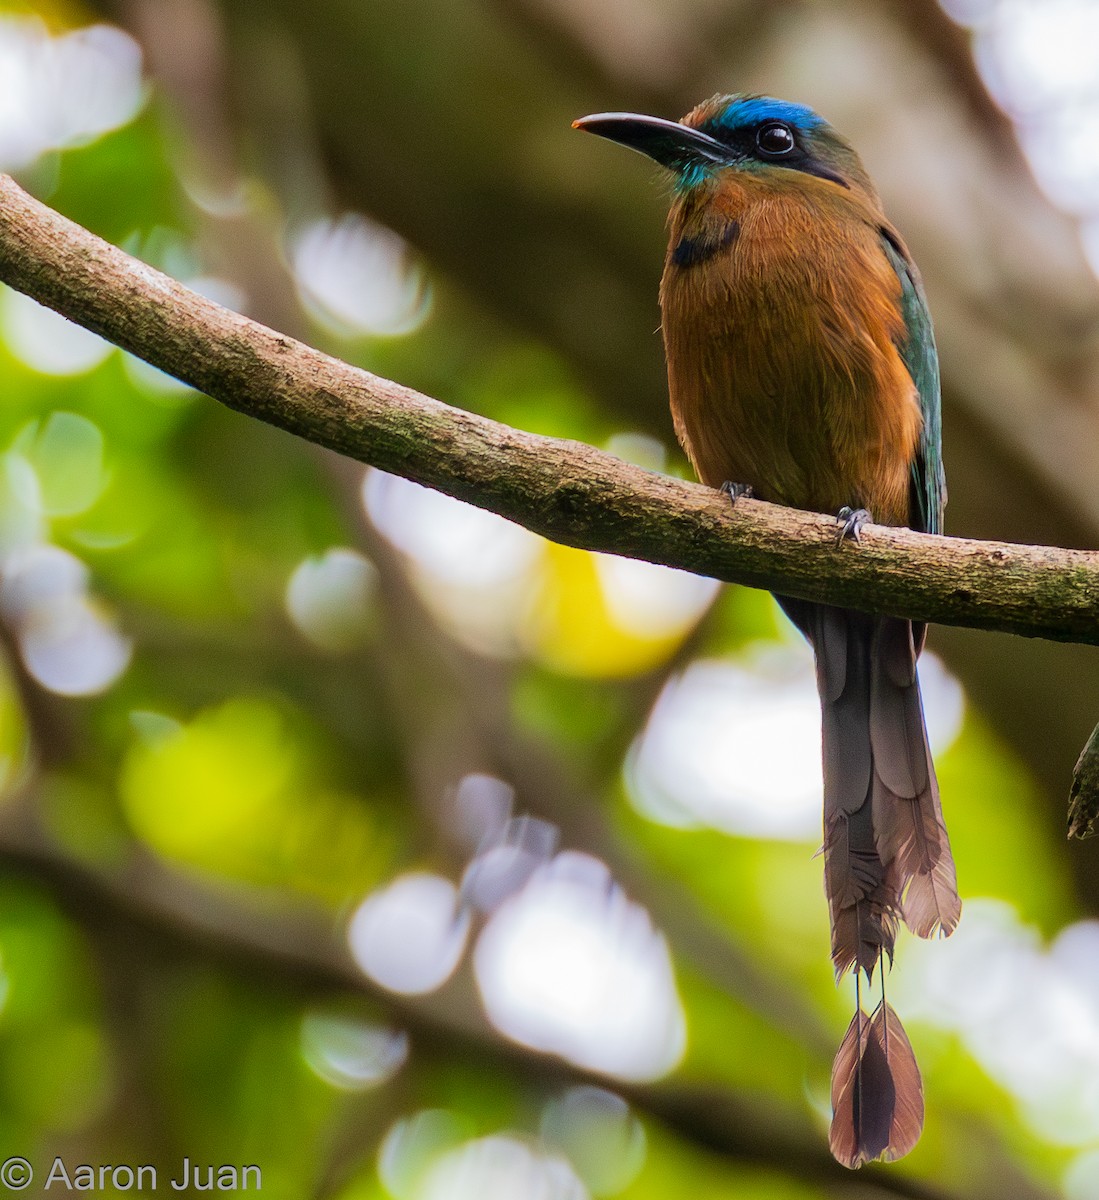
[1,172,1097,643]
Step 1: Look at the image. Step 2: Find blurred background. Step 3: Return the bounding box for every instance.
[2,0,1099,1196]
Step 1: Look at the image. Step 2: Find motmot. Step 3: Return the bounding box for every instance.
[574,95,961,1168]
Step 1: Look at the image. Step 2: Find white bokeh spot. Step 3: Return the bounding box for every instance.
[299,1011,408,1091]
[893,901,1099,1145]
[592,553,719,640]
[0,544,130,696]
[474,852,685,1082]
[348,872,470,996]
[627,642,964,840]
[948,0,1099,234]
[0,17,144,171]
[418,1137,587,1200]
[292,214,431,337]
[1,289,113,376]
[363,469,543,653]
[285,547,378,652]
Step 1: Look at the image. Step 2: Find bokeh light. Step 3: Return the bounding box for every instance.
[461,815,559,914]
[894,901,1099,1145]
[417,1136,588,1200]
[1066,1148,1099,1200]
[300,1010,408,1091]
[591,554,718,640]
[0,3,1091,1193]
[0,544,89,627]
[628,642,965,839]
[943,0,1099,276]
[379,1109,472,1200]
[119,698,383,902]
[363,469,717,667]
[0,17,144,170]
[348,873,470,995]
[473,852,686,1081]
[0,290,113,376]
[121,698,298,863]
[363,468,542,654]
[18,593,131,697]
[285,547,378,652]
[450,772,516,851]
[379,1117,589,1200]
[0,450,42,557]
[121,351,197,400]
[0,544,130,696]
[9,412,108,518]
[539,1087,646,1196]
[291,214,431,337]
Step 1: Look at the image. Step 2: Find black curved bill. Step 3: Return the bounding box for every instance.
[572,112,729,172]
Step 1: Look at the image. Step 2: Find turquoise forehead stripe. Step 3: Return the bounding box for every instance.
[713,97,825,132]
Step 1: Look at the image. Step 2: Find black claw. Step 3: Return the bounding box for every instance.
[720,481,753,506]
[835,506,872,546]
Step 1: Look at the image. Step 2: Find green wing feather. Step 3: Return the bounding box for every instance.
[880,231,945,536]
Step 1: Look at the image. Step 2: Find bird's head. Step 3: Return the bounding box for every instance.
[574,94,874,199]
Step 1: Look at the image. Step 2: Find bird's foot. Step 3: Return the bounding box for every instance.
[719,481,753,506]
[835,506,872,546]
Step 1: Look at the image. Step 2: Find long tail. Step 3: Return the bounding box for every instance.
[830,996,923,1168]
[780,599,961,1167]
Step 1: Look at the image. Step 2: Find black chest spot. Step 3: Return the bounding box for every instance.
[672,220,740,268]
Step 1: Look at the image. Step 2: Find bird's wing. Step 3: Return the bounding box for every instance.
[880,228,945,536]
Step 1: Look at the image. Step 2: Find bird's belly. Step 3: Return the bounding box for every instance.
[661,253,921,526]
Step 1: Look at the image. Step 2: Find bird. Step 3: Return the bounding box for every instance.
[574,95,961,1168]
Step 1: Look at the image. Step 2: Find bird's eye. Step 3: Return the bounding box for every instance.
[756,122,795,156]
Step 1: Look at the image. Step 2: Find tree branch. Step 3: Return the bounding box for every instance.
[0,172,1097,643]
